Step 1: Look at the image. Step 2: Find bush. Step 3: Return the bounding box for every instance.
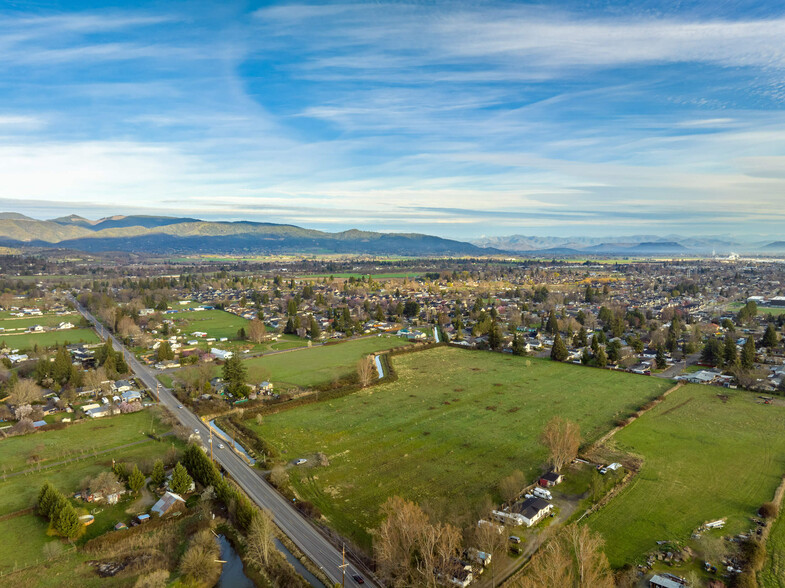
[295,500,321,519]
[760,501,779,519]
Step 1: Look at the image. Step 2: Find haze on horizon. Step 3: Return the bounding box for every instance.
[1,0,784,241]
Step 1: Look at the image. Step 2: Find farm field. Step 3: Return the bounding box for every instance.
[0,410,171,475]
[0,328,99,351]
[587,384,785,567]
[250,346,671,549]
[0,313,83,330]
[173,308,250,340]
[241,335,411,388]
[727,302,785,317]
[0,434,182,575]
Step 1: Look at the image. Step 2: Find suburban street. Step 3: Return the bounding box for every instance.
[70,297,374,588]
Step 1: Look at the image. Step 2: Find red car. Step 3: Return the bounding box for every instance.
[352,575,365,584]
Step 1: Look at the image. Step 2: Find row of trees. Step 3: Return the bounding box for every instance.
[36,482,80,538]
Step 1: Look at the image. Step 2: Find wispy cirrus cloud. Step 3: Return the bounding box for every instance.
[0,2,783,239]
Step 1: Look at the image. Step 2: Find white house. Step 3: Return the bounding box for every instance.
[511,497,553,527]
[211,348,233,360]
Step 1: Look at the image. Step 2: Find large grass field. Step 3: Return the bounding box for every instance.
[240,336,411,388]
[0,328,99,351]
[0,410,170,475]
[727,302,785,317]
[0,412,183,576]
[249,346,672,549]
[587,384,785,567]
[173,308,250,340]
[0,313,83,330]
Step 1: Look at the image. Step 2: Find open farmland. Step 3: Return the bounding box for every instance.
[173,308,249,340]
[241,335,411,388]
[0,312,84,330]
[587,384,785,567]
[0,410,170,475]
[249,346,671,548]
[0,413,183,576]
[0,328,99,351]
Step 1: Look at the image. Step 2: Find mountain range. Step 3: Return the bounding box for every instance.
[0,213,781,257]
[0,214,495,256]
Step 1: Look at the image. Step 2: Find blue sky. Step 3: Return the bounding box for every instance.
[1,1,785,239]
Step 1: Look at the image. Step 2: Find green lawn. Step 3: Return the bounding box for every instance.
[0,313,83,331]
[727,302,785,317]
[0,440,183,574]
[241,336,411,388]
[249,346,672,549]
[0,328,99,351]
[174,309,250,340]
[587,384,785,567]
[0,410,169,475]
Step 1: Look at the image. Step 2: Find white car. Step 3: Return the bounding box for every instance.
[218,443,225,449]
[294,458,307,465]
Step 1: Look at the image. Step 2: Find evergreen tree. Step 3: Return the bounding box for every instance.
[550,332,568,362]
[52,347,72,385]
[656,345,667,369]
[128,465,145,494]
[488,321,503,351]
[607,339,621,364]
[54,501,80,538]
[741,336,756,370]
[151,460,166,487]
[36,482,59,518]
[157,341,174,362]
[723,333,738,367]
[169,462,194,494]
[581,348,591,365]
[590,335,600,354]
[222,355,248,397]
[284,317,295,334]
[701,338,724,367]
[512,333,526,356]
[546,310,559,335]
[595,346,608,368]
[309,317,321,340]
[115,354,129,375]
[763,324,779,349]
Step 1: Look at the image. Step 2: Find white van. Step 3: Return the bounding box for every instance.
[533,487,552,500]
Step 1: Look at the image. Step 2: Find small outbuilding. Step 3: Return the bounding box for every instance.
[151,491,186,517]
[539,471,563,487]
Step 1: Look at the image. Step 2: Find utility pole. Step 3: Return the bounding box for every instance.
[338,544,348,588]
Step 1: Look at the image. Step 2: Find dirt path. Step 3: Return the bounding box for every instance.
[125,480,156,514]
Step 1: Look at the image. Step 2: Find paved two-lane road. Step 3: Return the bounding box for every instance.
[71,297,374,588]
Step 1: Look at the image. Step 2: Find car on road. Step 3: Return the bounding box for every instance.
[178,405,183,409]
[218,443,225,449]
[352,575,364,584]
[194,428,200,434]
[294,458,307,465]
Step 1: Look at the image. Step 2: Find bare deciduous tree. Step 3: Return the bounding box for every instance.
[9,378,43,405]
[540,417,581,472]
[375,496,430,586]
[375,496,462,587]
[498,470,525,505]
[246,508,275,568]
[357,355,376,387]
[248,318,267,343]
[515,525,612,588]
